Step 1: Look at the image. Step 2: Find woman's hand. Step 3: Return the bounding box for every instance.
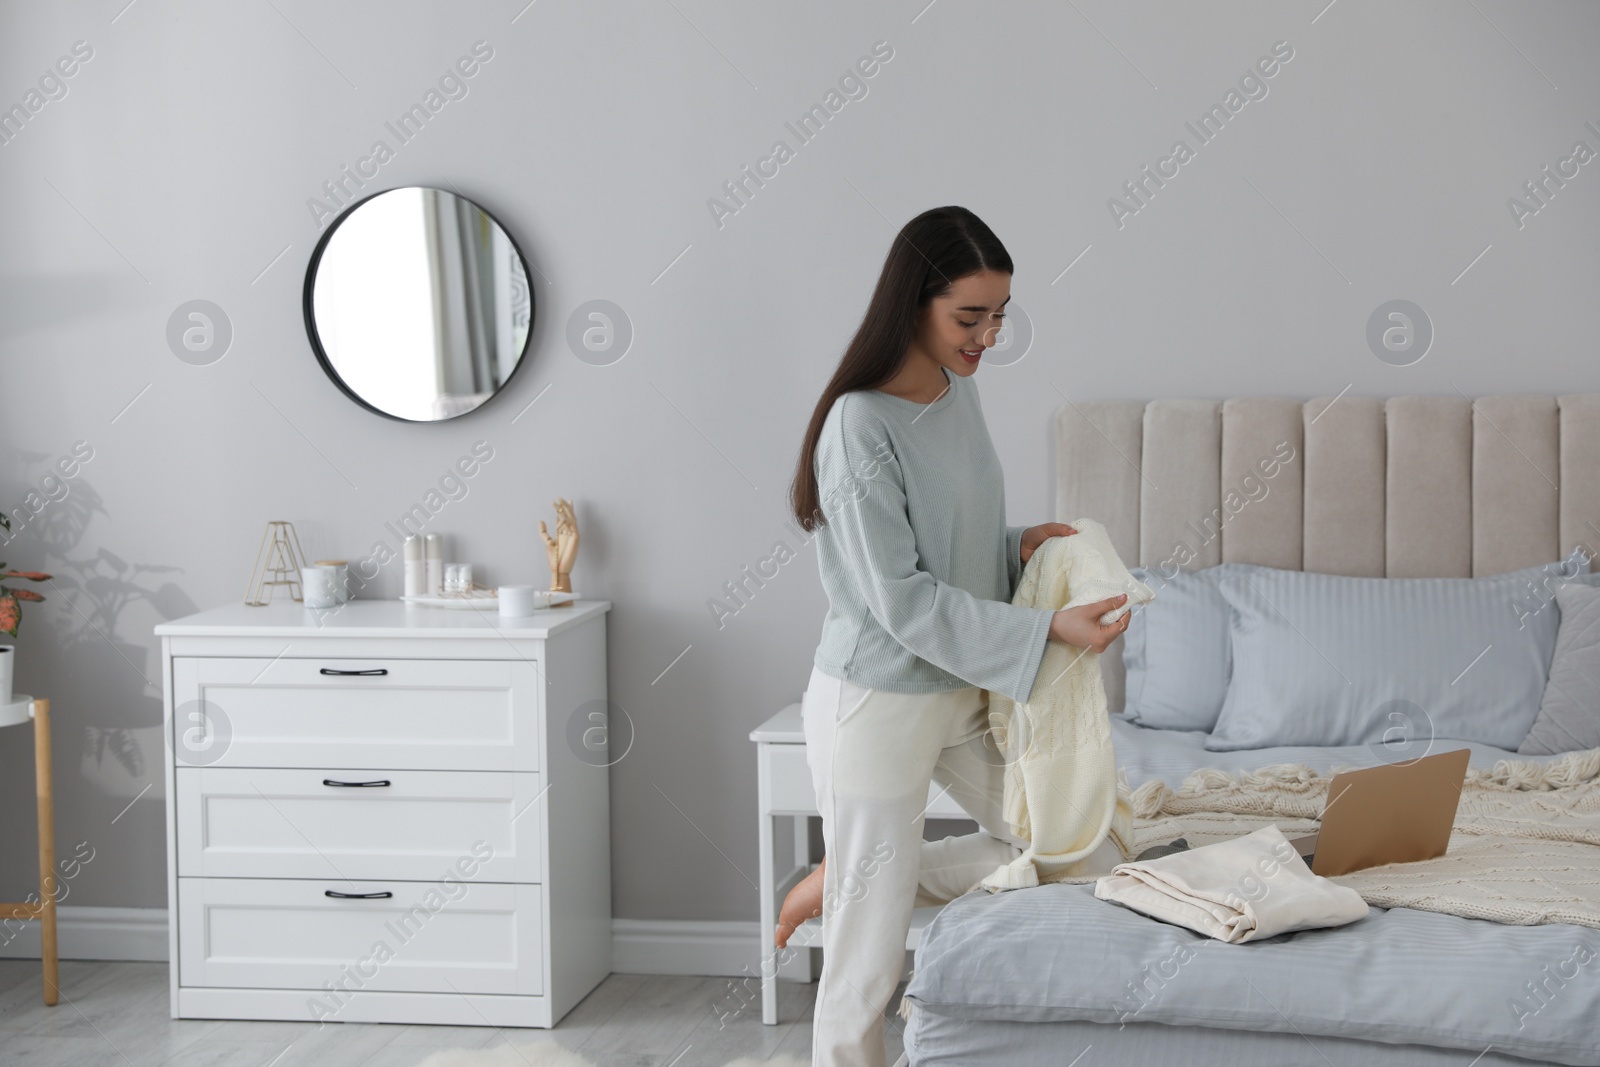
[1019,522,1078,564]
[1049,595,1131,653]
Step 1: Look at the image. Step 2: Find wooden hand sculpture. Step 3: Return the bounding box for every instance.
[539,498,580,593]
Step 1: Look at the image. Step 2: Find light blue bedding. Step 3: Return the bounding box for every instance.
[1207,559,1588,751]
[1121,563,1254,732]
[1105,715,1559,787]
[904,1011,1582,1067]
[902,721,1600,1066]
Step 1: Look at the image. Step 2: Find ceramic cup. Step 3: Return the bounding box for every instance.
[302,566,339,610]
[314,560,351,603]
[498,585,543,617]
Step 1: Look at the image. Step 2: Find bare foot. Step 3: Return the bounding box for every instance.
[775,856,825,948]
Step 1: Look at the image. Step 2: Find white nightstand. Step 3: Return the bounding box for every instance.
[156,598,612,1029]
[750,702,970,1026]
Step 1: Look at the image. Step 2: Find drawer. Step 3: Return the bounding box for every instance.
[764,745,819,814]
[171,658,540,771]
[178,877,542,996]
[176,768,544,882]
[762,743,970,818]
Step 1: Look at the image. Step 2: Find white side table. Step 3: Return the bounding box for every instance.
[751,702,970,1026]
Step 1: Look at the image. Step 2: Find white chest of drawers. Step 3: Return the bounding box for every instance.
[155,598,612,1028]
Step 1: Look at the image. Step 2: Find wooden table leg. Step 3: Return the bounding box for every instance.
[34,699,57,1007]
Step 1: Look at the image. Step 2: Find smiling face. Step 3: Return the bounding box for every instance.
[909,269,1011,378]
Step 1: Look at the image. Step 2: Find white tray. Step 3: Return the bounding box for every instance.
[399,590,578,611]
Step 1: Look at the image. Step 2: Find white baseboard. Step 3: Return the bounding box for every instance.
[611,918,766,977]
[0,911,812,978]
[610,914,935,979]
[0,906,167,962]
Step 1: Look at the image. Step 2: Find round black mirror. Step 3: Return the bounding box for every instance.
[304,186,534,421]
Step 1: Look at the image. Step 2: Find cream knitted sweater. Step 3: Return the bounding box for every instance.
[1052,747,1600,928]
[979,518,1156,891]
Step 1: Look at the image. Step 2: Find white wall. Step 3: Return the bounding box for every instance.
[0,0,1597,928]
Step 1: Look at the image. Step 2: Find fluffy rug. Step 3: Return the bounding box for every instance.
[413,1044,810,1067]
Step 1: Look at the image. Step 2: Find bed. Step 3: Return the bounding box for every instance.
[899,394,1600,1066]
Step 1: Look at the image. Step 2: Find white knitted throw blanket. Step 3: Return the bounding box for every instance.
[979,518,1155,891]
[1050,747,1600,929]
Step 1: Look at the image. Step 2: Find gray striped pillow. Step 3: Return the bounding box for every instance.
[1519,582,1600,755]
[1123,563,1260,732]
[1207,550,1595,752]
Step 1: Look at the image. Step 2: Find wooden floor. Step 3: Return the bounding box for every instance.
[0,960,906,1066]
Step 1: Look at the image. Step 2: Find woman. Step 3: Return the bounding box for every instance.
[783,205,1130,1067]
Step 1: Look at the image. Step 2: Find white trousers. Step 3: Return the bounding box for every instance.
[801,665,1026,1067]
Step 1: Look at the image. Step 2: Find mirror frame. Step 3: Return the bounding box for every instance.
[302,185,537,423]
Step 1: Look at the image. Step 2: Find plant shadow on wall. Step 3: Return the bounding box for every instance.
[8,466,198,800]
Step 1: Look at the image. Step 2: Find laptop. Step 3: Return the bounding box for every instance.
[1286,747,1471,877]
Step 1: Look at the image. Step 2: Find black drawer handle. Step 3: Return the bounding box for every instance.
[325,890,392,900]
[320,668,388,677]
[322,779,391,788]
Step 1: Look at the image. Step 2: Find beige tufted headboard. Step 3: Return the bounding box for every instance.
[1054,394,1600,714]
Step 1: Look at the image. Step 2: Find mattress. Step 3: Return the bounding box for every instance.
[900,720,1600,1067]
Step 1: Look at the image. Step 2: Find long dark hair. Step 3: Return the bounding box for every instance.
[789,205,1013,532]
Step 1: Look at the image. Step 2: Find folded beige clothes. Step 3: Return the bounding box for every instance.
[979,518,1155,891]
[1093,825,1370,943]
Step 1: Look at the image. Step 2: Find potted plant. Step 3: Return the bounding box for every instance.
[0,512,52,706]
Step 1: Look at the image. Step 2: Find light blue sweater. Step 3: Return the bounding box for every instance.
[811,367,1056,704]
